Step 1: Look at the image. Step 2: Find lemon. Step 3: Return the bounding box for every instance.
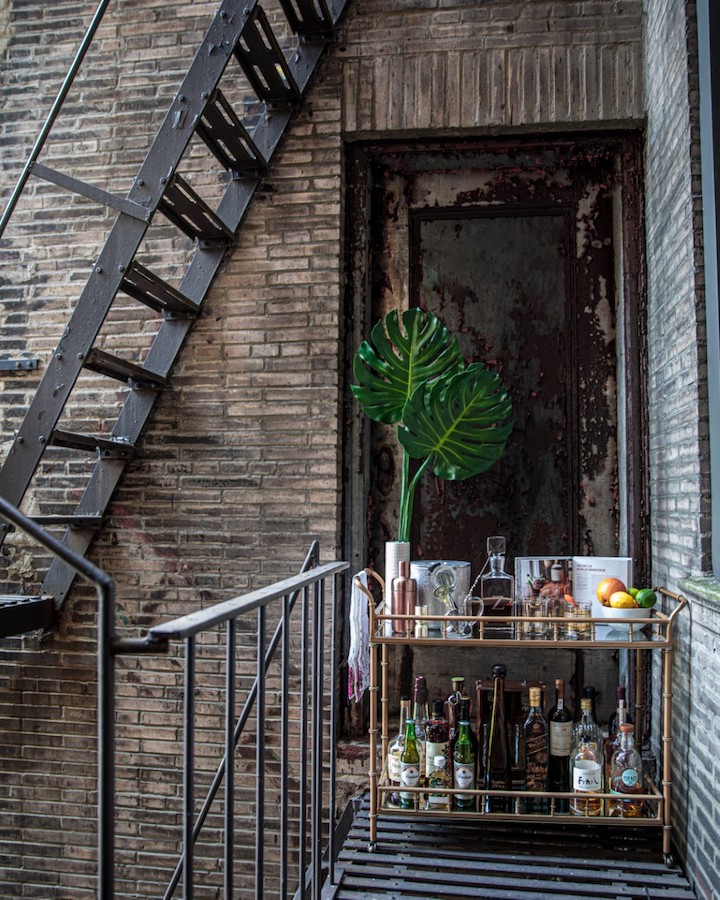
[609,590,637,609]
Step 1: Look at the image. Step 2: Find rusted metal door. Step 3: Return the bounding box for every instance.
[351,138,647,580]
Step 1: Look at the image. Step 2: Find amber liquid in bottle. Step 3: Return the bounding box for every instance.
[483,664,511,812]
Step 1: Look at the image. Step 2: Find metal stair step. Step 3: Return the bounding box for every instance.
[158,173,235,244]
[0,595,55,639]
[195,89,268,175]
[280,0,334,35]
[235,6,301,105]
[83,348,167,388]
[31,515,103,529]
[121,261,201,316]
[50,430,135,458]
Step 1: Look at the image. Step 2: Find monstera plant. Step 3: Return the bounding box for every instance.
[351,307,513,543]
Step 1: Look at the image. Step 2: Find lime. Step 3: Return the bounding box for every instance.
[628,587,639,599]
[635,588,657,608]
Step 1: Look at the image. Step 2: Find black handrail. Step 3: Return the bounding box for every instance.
[0,495,119,898]
[0,0,114,240]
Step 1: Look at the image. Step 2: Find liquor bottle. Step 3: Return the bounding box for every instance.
[603,698,627,793]
[425,700,450,779]
[608,724,644,818]
[426,754,452,811]
[412,675,429,776]
[483,664,511,812]
[480,536,515,637]
[547,678,573,813]
[452,717,476,811]
[445,676,465,731]
[399,718,421,810]
[572,697,604,753]
[582,685,599,725]
[570,698,604,816]
[523,686,549,813]
[607,685,634,736]
[386,695,410,807]
[450,695,478,766]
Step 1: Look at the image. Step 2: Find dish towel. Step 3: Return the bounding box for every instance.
[347,570,371,703]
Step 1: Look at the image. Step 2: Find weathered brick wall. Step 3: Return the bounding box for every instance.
[643,1,720,897]
[9,0,720,896]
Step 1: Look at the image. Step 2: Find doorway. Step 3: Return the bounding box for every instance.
[344,135,648,590]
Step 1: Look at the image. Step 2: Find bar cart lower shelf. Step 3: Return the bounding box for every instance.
[358,581,687,865]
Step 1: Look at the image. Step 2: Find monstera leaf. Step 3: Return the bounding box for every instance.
[351,308,464,424]
[351,307,513,542]
[400,363,513,479]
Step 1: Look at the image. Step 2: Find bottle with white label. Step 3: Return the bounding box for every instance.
[399,718,421,810]
[425,754,452,811]
[570,698,604,816]
[547,678,573,813]
[608,724,644,818]
[453,717,476,811]
[386,695,410,807]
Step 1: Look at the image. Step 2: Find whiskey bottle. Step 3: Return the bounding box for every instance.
[425,699,450,780]
[483,664,511,812]
[523,686,549,813]
[608,724,644,818]
[603,697,627,794]
[547,678,573,813]
[386,695,410,807]
[570,698,604,816]
[452,717,476,811]
[412,675,429,776]
[426,754,452,811]
[582,685,599,725]
[480,536,515,637]
[399,718,421,810]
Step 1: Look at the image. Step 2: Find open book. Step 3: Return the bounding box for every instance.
[515,556,633,619]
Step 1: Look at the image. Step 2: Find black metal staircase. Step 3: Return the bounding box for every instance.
[0,0,349,633]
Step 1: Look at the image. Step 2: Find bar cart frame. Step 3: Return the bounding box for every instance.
[356,576,687,865]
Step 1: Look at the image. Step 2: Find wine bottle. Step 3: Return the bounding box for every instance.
[399,718,421,810]
[547,678,572,813]
[453,717,476,811]
[483,664,511,812]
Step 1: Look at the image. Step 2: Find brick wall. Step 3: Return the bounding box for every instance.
[2,0,716,895]
[643,1,720,897]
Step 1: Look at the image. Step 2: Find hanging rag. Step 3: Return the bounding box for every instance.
[347,570,372,703]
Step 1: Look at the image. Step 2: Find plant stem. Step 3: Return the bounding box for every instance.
[398,454,431,542]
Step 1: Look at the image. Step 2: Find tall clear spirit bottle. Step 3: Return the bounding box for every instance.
[480,536,515,637]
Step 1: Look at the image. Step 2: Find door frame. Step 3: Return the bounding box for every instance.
[341,132,649,585]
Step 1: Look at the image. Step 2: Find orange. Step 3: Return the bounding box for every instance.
[596,577,627,607]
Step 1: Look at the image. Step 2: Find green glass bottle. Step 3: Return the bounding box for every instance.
[452,717,476,811]
[399,718,421,810]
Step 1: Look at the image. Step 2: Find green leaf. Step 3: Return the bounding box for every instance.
[350,308,464,424]
[399,363,513,480]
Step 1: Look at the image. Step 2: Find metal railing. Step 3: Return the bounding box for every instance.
[0,494,349,898]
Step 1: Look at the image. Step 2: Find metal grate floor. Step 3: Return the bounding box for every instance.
[326,796,695,900]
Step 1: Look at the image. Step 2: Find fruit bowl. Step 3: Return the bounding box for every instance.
[600,605,652,631]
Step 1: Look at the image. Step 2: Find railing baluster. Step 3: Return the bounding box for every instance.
[280,591,290,897]
[298,585,310,899]
[312,578,324,899]
[183,636,196,900]
[255,605,266,900]
[328,573,338,887]
[224,620,236,898]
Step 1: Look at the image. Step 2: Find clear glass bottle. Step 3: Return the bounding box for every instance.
[523,686,549,813]
[412,675,429,777]
[425,699,450,780]
[483,663,511,812]
[547,678,573,813]
[426,754,452,811]
[607,685,634,736]
[603,697,627,796]
[570,698,604,816]
[608,724,644,818]
[386,695,410,807]
[452,717,476,811]
[399,718,421,810]
[445,676,465,731]
[480,536,515,637]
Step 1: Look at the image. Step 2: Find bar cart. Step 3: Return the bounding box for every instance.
[356,576,687,865]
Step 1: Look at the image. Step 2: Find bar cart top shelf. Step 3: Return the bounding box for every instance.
[366,586,687,650]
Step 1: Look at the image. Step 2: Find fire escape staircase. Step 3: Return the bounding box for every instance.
[0,0,349,638]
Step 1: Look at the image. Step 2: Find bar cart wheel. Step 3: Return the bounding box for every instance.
[368,841,377,853]
[664,853,676,867]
